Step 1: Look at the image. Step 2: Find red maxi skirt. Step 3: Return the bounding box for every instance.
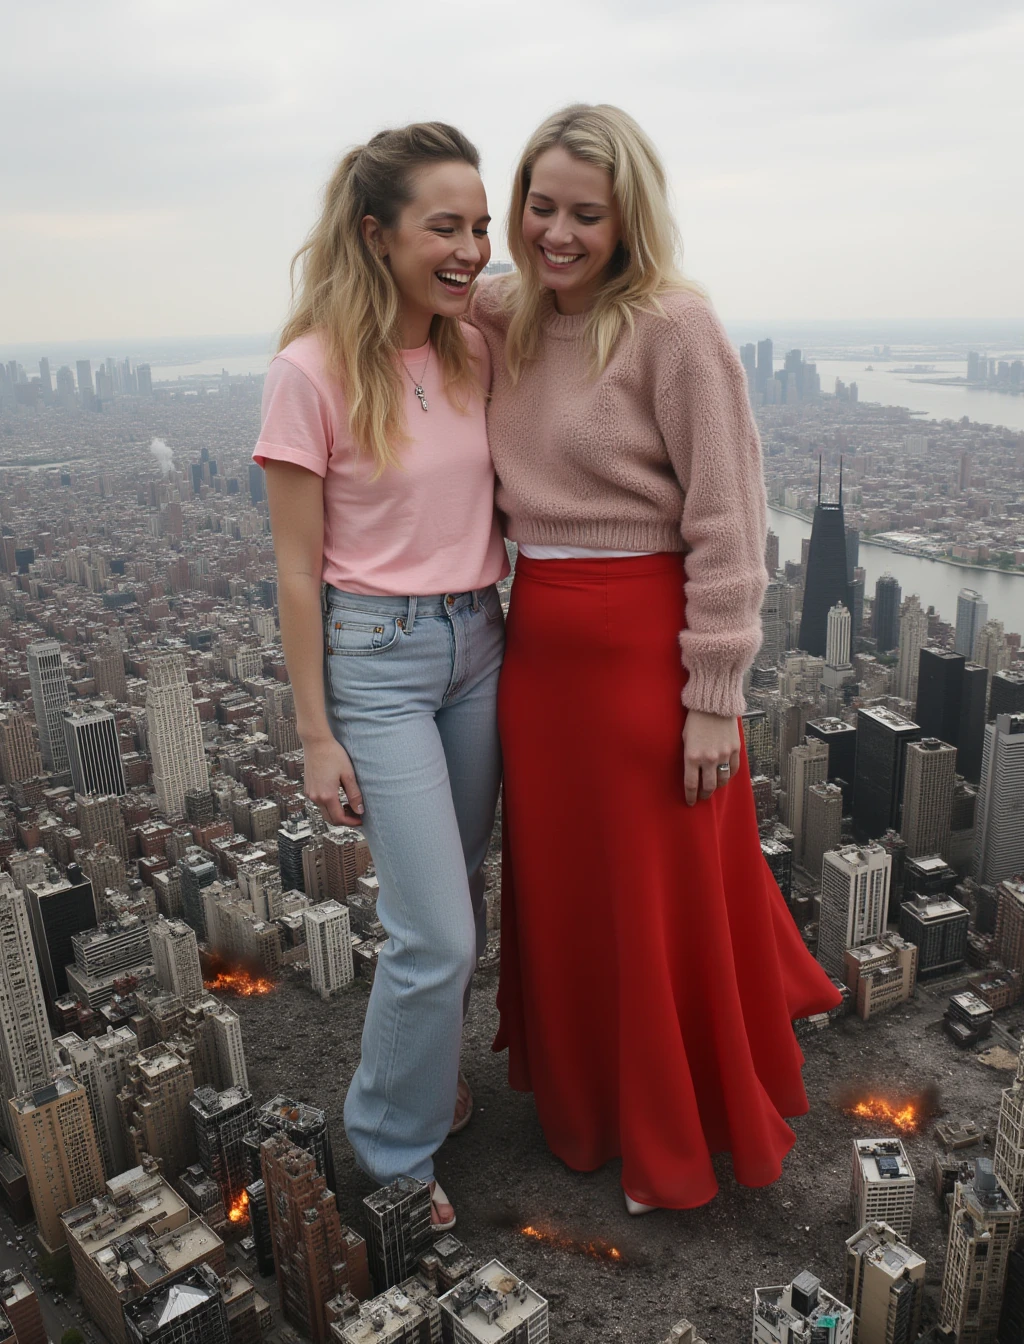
[494,552,843,1209]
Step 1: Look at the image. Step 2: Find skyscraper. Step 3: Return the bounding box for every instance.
[973,713,1024,884]
[990,670,1024,721]
[438,1260,550,1344]
[785,738,829,868]
[825,602,852,667]
[190,1085,255,1211]
[758,580,786,668]
[26,639,70,774]
[805,717,858,812]
[954,588,988,658]
[959,663,989,783]
[851,1138,917,1241]
[756,337,773,392]
[973,619,1009,685]
[753,1272,853,1344]
[145,653,208,818]
[53,1028,137,1179]
[9,1076,105,1251]
[803,782,844,880]
[76,359,95,408]
[852,707,920,843]
[62,709,127,796]
[916,648,965,749]
[303,901,354,1000]
[895,597,929,704]
[90,641,129,703]
[844,1221,924,1344]
[149,917,204,1004]
[939,1159,1018,1344]
[817,844,891,979]
[994,1033,1024,1209]
[123,1264,230,1344]
[0,874,54,1149]
[24,861,97,1003]
[0,707,43,785]
[363,1176,433,1292]
[178,847,216,938]
[798,460,852,658]
[900,738,957,859]
[872,575,901,653]
[245,1095,336,1193]
[119,1045,198,1178]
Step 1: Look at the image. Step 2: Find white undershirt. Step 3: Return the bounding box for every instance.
[517,543,657,560]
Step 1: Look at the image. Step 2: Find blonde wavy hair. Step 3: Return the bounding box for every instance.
[504,103,703,381]
[279,122,483,474]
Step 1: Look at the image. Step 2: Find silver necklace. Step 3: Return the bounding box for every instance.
[401,344,430,412]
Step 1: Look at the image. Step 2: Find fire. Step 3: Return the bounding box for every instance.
[203,965,276,997]
[844,1096,921,1132]
[228,1189,249,1224]
[520,1225,623,1264]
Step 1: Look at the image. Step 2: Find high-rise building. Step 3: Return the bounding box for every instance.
[798,462,852,658]
[973,714,1024,884]
[851,1138,916,1241]
[843,1221,925,1344]
[178,847,217,938]
[260,1133,370,1342]
[915,648,987,785]
[363,1176,433,1292]
[955,588,988,659]
[119,1045,198,1178]
[756,337,773,391]
[803,783,843,879]
[817,844,892,979]
[0,707,43,785]
[62,709,126,797]
[994,1033,1024,1209]
[190,1085,255,1210]
[438,1259,550,1343]
[244,1095,336,1192]
[124,1263,230,1344]
[760,838,792,901]
[24,861,97,1002]
[826,602,852,667]
[149,916,204,1004]
[90,641,129,703]
[805,717,857,812]
[785,737,829,865]
[76,359,95,406]
[753,1271,853,1344]
[278,816,314,894]
[322,829,373,901]
[0,874,54,1149]
[939,1159,1018,1343]
[845,526,859,579]
[974,619,1009,687]
[76,793,130,862]
[898,893,968,979]
[872,576,901,654]
[53,1027,137,1178]
[145,653,209,818]
[337,1277,441,1343]
[852,707,920,843]
[990,670,1024,722]
[9,1076,105,1251]
[26,639,70,774]
[67,915,154,1008]
[993,879,1024,976]
[0,1271,46,1344]
[895,597,929,704]
[758,580,787,669]
[304,901,354,1000]
[900,738,956,858]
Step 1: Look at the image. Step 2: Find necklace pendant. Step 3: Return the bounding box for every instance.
[414,385,429,412]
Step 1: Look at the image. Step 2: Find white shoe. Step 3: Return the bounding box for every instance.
[624,1192,659,1216]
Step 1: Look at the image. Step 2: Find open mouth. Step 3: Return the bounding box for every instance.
[541,248,585,269]
[435,270,473,294]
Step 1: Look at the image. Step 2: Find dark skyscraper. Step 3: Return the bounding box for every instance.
[960,663,988,783]
[845,526,859,579]
[990,670,1024,721]
[756,337,773,391]
[915,648,987,785]
[798,460,852,658]
[873,574,902,653]
[806,717,858,811]
[25,862,96,1003]
[852,706,921,843]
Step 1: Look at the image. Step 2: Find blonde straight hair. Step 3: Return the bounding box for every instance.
[504,103,703,381]
[279,122,483,474]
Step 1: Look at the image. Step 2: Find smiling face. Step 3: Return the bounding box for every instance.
[520,145,622,315]
[363,160,491,346]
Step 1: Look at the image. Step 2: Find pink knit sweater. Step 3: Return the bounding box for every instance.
[470,280,769,718]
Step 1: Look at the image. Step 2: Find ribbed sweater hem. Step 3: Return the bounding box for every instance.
[508,520,685,553]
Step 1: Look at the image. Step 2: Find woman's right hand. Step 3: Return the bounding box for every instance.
[303,733,365,827]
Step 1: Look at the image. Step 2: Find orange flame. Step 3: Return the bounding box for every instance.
[520,1224,623,1263]
[203,967,276,997]
[228,1189,249,1224]
[844,1096,920,1132]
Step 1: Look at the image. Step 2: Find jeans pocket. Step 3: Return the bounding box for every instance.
[479,585,505,625]
[326,611,404,656]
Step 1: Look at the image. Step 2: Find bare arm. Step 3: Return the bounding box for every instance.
[264,459,364,824]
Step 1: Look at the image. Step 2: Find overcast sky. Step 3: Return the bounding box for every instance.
[2,0,1021,343]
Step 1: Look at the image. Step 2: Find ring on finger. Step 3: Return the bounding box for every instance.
[716,763,731,779]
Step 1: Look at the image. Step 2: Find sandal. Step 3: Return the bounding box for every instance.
[448,1072,474,1136]
[429,1179,456,1232]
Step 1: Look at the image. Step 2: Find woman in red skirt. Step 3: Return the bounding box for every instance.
[471,104,842,1214]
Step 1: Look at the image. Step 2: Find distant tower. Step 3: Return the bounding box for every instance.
[363,1176,433,1291]
[24,861,97,1003]
[973,714,1024,884]
[756,337,773,391]
[826,602,852,667]
[872,574,902,653]
[852,706,920,844]
[973,619,1009,686]
[145,652,208,818]
[76,359,95,408]
[26,639,70,774]
[785,737,829,867]
[851,1137,916,1240]
[955,588,988,658]
[90,641,128,702]
[149,916,204,1004]
[758,579,787,668]
[798,459,852,658]
[895,596,929,703]
[817,844,891,978]
[939,1159,1019,1343]
[844,1221,925,1344]
[803,782,843,880]
[805,716,858,812]
[62,708,127,796]
[0,706,43,784]
[178,847,216,939]
[303,901,354,1000]
[0,874,54,1149]
[900,738,957,859]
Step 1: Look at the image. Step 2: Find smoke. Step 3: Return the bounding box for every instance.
[149,437,175,477]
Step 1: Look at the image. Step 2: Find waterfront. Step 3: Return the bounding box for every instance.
[768,506,1024,631]
[806,360,1024,432]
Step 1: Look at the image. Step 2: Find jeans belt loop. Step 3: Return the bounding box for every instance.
[405,595,417,633]
[471,588,480,612]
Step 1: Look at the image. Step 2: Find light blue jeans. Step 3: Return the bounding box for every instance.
[323,582,505,1184]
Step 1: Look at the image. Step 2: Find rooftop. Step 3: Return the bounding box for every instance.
[439,1260,547,1340]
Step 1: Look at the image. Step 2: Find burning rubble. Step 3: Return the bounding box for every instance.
[203,955,277,997]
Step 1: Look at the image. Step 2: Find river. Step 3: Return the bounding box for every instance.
[768,507,1024,632]
[808,360,1024,433]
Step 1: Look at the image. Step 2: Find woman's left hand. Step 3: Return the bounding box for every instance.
[682,708,741,806]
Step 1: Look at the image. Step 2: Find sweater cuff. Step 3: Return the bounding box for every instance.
[681,664,748,719]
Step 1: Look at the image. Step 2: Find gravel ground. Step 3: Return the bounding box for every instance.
[229,935,1016,1344]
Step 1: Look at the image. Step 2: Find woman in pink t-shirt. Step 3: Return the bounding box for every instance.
[252,123,508,1231]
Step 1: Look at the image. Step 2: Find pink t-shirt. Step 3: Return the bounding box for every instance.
[252,325,509,597]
